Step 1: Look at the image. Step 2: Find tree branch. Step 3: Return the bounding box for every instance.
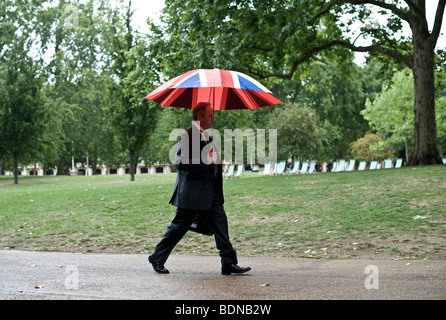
[308,0,340,25]
[256,39,413,79]
[246,1,341,54]
[334,40,413,68]
[430,0,446,50]
[404,0,427,22]
[345,0,412,23]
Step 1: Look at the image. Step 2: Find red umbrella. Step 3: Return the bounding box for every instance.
[145,68,282,110]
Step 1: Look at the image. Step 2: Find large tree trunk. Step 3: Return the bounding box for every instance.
[408,5,442,166]
[92,157,98,175]
[56,155,68,175]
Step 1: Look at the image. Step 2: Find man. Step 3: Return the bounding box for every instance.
[148,102,251,275]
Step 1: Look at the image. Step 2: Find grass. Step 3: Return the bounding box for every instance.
[1,165,445,260]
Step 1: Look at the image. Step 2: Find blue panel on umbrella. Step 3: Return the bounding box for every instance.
[238,75,263,91]
[175,73,201,88]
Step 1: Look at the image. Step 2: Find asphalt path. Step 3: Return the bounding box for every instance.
[1,250,445,300]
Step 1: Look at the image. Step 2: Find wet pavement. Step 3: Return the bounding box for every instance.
[1,250,445,300]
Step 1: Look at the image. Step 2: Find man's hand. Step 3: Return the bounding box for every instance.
[206,148,218,164]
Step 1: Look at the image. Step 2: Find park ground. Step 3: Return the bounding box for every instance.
[1,165,445,261]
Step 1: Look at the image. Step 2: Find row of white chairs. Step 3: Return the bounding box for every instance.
[333,158,403,172]
[225,157,445,178]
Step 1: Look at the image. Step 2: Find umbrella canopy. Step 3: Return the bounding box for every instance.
[145,69,282,110]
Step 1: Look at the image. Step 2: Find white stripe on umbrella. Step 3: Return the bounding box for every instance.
[199,69,208,87]
[230,71,241,89]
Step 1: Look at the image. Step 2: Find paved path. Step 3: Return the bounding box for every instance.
[1,250,445,300]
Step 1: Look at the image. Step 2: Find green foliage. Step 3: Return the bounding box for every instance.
[0,0,51,183]
[105,4,164,181]
[268,103,325,161]
[436,96,446,157]
[2,0,445,177]
[295,59,370,158]
[0,56,47,163]
[361,69,446,159]
[147,0,445,165]
[362,69,414,157]
[350,132,395,161]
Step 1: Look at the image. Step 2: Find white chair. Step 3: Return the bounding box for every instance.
[275,161,286,175]
[308,161,316,173]
[233,164,244,178]
[291,161,300,174]
[358,161,366,171]
[384,159,393,169]
[224,164,235,178]
[300,161,309,174]
[263,163,271,175]
[336,159,346,172]
[347,159,355,171]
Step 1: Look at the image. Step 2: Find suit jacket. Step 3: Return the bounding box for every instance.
[169,125,224,210]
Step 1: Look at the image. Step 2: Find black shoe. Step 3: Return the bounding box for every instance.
[222,264,251,275]
[148,255,169,274]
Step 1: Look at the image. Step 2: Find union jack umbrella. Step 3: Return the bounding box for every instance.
[145,69,282,110]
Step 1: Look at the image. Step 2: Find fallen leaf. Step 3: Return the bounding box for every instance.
[321,248,328,251]
[259,284,270,287]
[34,285,43,289]
[304,249,312,254]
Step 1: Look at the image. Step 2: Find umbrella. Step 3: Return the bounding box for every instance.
[145,68,282,110]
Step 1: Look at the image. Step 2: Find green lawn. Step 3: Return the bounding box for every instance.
[1,166,445,260]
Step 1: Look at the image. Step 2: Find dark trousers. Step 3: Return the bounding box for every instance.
[151,193,238,267]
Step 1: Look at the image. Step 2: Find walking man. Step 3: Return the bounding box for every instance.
[149,102,251,275]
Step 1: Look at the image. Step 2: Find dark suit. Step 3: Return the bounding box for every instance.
[151,124,237,267]
[169,125,224,210]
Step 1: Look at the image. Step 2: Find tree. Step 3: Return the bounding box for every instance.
[296,59,369,158]
[0,51,48,184]
[149,0,445,165]
[40,0,124,175]
[268,103,325,161]
[363,69,446,159]
[107,0,160,181]
[350,132,395,161]
[0,0,50,184]
[362,69,414,160]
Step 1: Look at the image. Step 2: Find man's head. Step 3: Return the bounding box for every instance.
[193,102,214,130]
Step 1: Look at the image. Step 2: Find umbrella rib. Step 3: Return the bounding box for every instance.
[236,88,259,110]
[163,88,187,106]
